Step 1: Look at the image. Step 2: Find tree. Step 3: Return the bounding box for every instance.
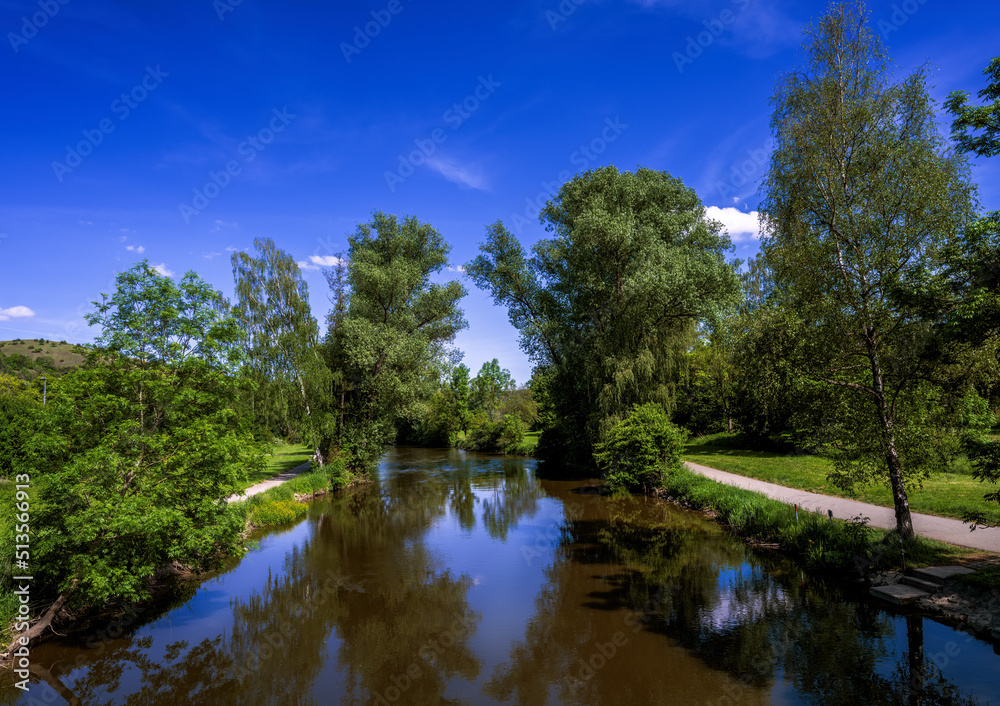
[20,264,263,640]
[449,363,472,436]
[467,166,741,468]
[471,359,515,422]
[758,4,976,538]
[945,57,1000,159]
[232,239,333,461]
[340,212,467,471]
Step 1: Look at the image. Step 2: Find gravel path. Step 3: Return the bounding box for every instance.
[224,461,311,504]
[684,461,1000,553]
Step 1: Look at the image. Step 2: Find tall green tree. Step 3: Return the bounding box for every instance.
[758,3,977,538]
[231,239,333,460]
[340,212,467,471]
[467,166,741,467]
[471,358,515,422]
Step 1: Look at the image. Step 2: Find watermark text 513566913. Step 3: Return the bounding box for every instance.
[12,472,33,691]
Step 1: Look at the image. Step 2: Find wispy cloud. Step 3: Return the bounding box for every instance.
[706,206,760,242]
[425,157,490,191]
[447,265,466,273]
[211,220,239,231]
[126,244,145,253]
[298,254,345,271]
[0,306,36,321]
[151,263,175,277]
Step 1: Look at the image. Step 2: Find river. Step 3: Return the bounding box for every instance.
[6,447,1000,705]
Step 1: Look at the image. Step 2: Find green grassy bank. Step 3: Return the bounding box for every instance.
[660,466,976,574]
[683,433,1000,526]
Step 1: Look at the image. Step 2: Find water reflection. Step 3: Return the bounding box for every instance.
[6,447,997,705]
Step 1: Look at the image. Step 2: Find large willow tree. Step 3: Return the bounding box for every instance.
[467,166,741,467]
[758,3,976,538]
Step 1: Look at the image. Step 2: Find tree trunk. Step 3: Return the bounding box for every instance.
[1,589,73,665]
[870,350,915,539]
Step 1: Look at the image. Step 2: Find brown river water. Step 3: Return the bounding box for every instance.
[5,446,1000,705]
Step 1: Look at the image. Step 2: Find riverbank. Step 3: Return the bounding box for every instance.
[656,465,1000,642]
[683,432,1000,525]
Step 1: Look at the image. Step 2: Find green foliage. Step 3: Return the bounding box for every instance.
[0,393,44,478]
[461,414,526,454]
[340,212,467,472]
[945,56,1000,159]
[19,264,267,608]
[88,261,242,370]
[467,166,741,468]
[470,358,514,422]
[595,403,686,493]
[232,238,331,453]
[756,4,977,538]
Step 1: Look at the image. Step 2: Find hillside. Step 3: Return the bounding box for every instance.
[0,338,89,379]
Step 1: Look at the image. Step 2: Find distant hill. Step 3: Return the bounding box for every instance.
[0,338,90,380]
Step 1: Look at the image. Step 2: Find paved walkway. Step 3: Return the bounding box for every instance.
[224,461,311,504]
[684,461,1000,553]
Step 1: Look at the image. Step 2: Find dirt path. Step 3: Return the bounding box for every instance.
[684,461,1000,553]
[225,461,311,504]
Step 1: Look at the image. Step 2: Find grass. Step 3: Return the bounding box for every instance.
[683,432,1000,525]
[237,455,357,529]
[237,442,313,491]
[662,465,976,573]
[956,565,1000,590]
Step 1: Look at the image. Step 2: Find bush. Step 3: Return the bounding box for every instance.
[461,414,526,454]
[595,403,686,493]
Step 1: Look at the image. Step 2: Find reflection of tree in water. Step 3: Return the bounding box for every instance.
[225,478,484,706]
[21,470,487,706]
[484,494,982,706]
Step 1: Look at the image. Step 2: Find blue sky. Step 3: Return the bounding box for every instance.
[1,0,997,385]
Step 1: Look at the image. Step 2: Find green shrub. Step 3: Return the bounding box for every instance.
[461,414,526,454]
[595,403,686,493]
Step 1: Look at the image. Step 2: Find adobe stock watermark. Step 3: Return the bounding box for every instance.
[213,0,243,21]
[341,0,414,63]
[672,0,752,73]
[712,137,773,201]
[508,117,628,233]
[178,107,296,223]
[546,0,585,30]
[51,65,169,183]
[877,0,929,38]
[383,75,501,192]
[7,0,69,54]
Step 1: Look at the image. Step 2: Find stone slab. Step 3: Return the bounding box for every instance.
[911,566,976,584]
[901,576,941,593]
[870,584,931,605]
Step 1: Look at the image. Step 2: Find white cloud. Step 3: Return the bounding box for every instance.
[0,306,36,321]
[425,157,489,191]
[447,265,466,273]
[211,220,239,232]
[126,244,146,253]
[705,206,760,242]
[298,255,345,271]
[203,252,223,259]
[151,263,174,277]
